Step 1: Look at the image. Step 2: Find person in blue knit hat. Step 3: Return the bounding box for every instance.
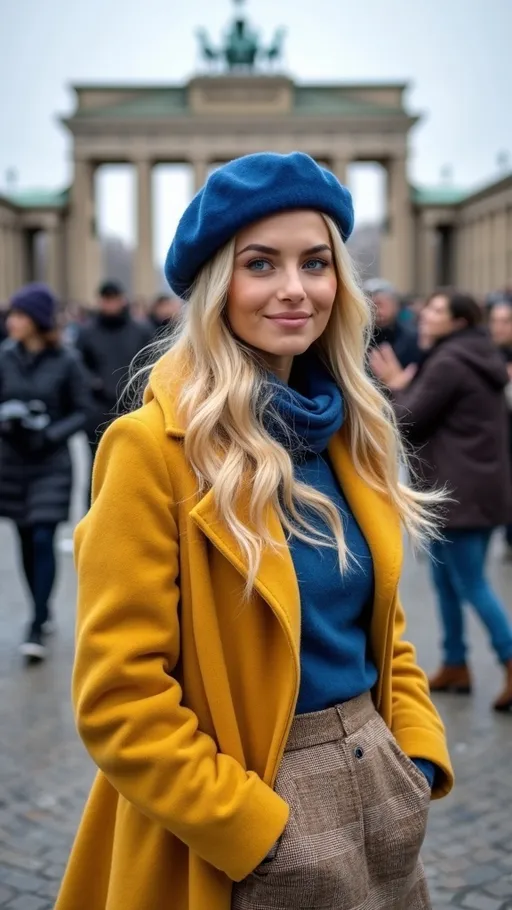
[0,283,91,662]
[57,152,452,910]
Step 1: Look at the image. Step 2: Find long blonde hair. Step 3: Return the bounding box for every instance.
[131,215,440,593]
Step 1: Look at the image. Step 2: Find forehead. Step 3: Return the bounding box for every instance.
[491,305,512,320]
[234,209,330,249]
[428,295,449,311]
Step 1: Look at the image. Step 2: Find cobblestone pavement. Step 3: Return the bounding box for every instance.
[1,438,512,909]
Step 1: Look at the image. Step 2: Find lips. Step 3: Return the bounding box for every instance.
[265,312,312,329]
[266,312,311,320]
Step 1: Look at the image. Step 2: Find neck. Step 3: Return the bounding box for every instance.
[23,335,45,353]
[259,352,294,384]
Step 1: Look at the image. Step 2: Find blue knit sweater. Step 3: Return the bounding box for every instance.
[267,355,435,789]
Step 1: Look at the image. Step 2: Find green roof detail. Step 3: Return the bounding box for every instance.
[5,188,69,209]
[73,89,188,119]
[294,87,404,117]
[68,85,407,121]
[412,186,468,206]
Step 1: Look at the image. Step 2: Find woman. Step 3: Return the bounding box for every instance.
[371,290,512,711]
[0,283,90,661]
[56,153,453,910]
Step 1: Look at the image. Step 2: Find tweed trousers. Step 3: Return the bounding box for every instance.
[232,692,431,910]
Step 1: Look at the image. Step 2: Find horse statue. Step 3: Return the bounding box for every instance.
[263,27,286,67]
[196,28,220,68]
[224,17,259,69]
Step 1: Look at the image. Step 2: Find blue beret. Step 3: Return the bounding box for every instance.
[165,151,354,299]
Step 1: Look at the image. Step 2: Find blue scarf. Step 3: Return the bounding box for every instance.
[264,354,344,456]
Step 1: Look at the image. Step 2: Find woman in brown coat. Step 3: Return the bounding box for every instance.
[371,290,512,712]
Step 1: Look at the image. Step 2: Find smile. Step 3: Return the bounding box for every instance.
[265,313,312,329]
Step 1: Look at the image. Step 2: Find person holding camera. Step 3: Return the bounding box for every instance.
[0,283,90,662]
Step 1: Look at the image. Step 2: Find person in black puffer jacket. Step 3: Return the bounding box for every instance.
[0,284,91,662]
[75,281,153,454]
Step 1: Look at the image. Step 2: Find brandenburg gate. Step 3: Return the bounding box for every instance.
[63,0,417,301]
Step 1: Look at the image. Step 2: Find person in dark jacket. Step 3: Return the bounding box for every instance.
[364,277,423,368]
[370,290,512,712]
[146,293,182,341]
[74,281,152,492]
[489,299,512,556]
[0,284,91,661]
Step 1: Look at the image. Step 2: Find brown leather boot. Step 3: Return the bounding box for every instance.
[493,659,512,712]
[428,664,472,694]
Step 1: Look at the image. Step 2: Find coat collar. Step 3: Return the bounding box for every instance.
[146,353,403,666]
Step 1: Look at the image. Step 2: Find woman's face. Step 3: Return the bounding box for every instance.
[420,294,460,341]
[6,310,39,343]
[227,210,338,380]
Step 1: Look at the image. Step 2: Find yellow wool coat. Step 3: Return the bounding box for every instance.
[56,356,454,910]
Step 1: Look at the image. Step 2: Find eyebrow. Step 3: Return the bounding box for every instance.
[236,243,332,257]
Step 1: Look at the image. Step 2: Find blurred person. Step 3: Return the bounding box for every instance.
[364,277,422,368]
[57,153,452,910]
[147,292,182,340]
[75,280,152,467]
[371,290,512,711]
[489,300,512,556]
[0,284,90,661]
[0,308,7,343]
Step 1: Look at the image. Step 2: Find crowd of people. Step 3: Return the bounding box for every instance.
[0,281,182,658]
[0,151,511,910]
[1,268,511,693]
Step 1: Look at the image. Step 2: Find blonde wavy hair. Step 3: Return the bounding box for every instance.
[130,214,441,594]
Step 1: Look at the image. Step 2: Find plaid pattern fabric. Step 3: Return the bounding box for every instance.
[232,693,431,910]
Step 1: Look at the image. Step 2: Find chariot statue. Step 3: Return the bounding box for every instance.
[196,0,286,72]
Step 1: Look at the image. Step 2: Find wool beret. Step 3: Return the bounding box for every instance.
[9,283,57,332]
[165,151,354,299]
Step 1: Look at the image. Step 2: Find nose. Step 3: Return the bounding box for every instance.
[276,267,307,303]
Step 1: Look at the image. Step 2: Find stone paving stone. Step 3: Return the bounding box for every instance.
[485,879,512,900]
[1,443,512,909]
[461,893,506,910]
[5,897,51,910]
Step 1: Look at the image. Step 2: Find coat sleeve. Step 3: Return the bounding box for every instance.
[389,596,454,799]
[392,353,463,444]
[72,414,289,882]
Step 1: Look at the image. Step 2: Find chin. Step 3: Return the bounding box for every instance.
[263,336,316,357]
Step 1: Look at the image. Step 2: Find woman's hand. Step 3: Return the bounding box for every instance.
[369,344,417,391]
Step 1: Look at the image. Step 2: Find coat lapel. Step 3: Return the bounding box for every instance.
[190,487,301,651]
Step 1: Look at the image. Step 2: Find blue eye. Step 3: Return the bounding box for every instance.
[303,258,329,271]
[247,259,272,272]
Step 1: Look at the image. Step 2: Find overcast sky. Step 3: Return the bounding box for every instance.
[2,0,511,264]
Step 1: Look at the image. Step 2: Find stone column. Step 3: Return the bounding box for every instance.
[3,228,13,297]
[381,155,413,293]
[133,157,155,299]
[7,227,23,293]
[418,213,438,295]
[331,158,350,187]
[507,207,512,286]
[469,219,479,294]
[480,215,492,295]
[494,209,507,290]
[69,159,99,304]
[45,222,62,294]
[0,226,7,302]
[192,158,209,193]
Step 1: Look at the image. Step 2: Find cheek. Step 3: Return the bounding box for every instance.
[226,275,264,332]
[314,276,338,315]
